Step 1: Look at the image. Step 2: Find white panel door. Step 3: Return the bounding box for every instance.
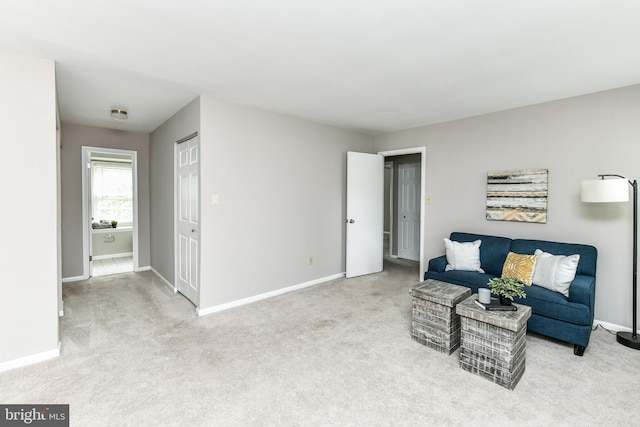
[176,136,200,306]
[398,162,421,261]
[346,152,384,278]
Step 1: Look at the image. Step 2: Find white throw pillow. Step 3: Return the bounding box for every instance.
[532,249,580,297]
[444,238,484,273]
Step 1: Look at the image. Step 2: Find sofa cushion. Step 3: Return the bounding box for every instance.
[511,239,597,277]
[501,252,537,285]
[425,270,593,326]
[532,249,580,297]
[449,232,512,277]
[513,284,591,325]
[444,238,484,272]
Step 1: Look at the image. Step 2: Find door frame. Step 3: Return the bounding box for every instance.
[378,147,426,281]
[81,146,139,279]
[384,161,394,259]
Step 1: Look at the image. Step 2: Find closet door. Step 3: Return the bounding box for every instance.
[176,136,200,306]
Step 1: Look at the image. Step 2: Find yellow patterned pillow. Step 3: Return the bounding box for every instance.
[501,252,538,286]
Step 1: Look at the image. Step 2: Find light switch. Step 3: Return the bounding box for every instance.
[211,194,220,205]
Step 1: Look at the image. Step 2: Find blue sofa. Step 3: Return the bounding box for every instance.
[425,232,598,356]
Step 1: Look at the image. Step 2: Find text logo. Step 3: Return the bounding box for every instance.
[0,405,69,427]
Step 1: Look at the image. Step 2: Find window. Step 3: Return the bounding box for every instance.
[92,161,133,227]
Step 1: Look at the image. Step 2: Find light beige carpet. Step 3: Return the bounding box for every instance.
[0,260,637,426]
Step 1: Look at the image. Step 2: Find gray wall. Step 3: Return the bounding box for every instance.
[92,229,133,257]
[373,84,640,329]
[0,48,58,365]
[150,95,373,309]
[60,124,150,279]
[198,96,373,309]
[149,97,200,284]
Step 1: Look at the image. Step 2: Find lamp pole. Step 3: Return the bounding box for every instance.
[601,175,640,349]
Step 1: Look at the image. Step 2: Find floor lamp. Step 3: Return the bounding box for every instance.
[581,174,640,350]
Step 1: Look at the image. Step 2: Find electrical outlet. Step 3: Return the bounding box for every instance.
[308,256,313,265]
[426,195,433,205]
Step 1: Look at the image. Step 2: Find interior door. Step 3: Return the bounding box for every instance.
[398,162,421,261]
[346,152,384,278]
[176,136,200,306]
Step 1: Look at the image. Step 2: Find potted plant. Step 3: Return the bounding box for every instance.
[111,220,118,229]
[487,276,526,305]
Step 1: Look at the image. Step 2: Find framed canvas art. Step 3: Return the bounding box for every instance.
[486,169,548,223]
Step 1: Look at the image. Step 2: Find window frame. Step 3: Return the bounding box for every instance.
[91,160,134,228]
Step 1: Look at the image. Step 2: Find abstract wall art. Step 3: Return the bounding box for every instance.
[486,168,548,223]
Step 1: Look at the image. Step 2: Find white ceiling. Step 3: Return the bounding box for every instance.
[1,1,639,135]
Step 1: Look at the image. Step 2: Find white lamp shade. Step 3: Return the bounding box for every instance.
[581,178,629,203]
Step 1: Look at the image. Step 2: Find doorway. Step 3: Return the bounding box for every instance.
[385,155,421,262]
[345,148,425,281]
[82,146,139,278]
[380,147,425,279]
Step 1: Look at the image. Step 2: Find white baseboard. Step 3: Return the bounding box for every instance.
[92,252,133,261]
[62,275,88,283]
[197,273,345,317]
[593,319,640,334]
[151,267,177,293]
[0,342,61,373]
[136,266,151,272]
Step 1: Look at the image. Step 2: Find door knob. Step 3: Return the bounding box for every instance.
[191,229,196,232]
[348,219,355,223]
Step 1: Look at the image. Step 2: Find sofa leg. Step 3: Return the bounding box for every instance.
[573,345,585,356]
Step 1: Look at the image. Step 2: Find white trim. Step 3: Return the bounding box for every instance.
[63,266,150,282]
[56,120,63,330]
[197,273,345,317]
[92,227,133,234]
[378,146,426,281]
[81,147,140,279]
[594,319,640,334]
[173,141,179,296]
[387,161,395,257]
[0,342,61,373]
[151,267,177,293]
[62,275,88,283]
[92,252,134,261]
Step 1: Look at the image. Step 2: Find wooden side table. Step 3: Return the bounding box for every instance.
[410,279,471,355]
[456,294,532,390]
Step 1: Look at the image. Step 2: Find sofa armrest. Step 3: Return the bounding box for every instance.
[428,255,447,272]
[568,275,596,314]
